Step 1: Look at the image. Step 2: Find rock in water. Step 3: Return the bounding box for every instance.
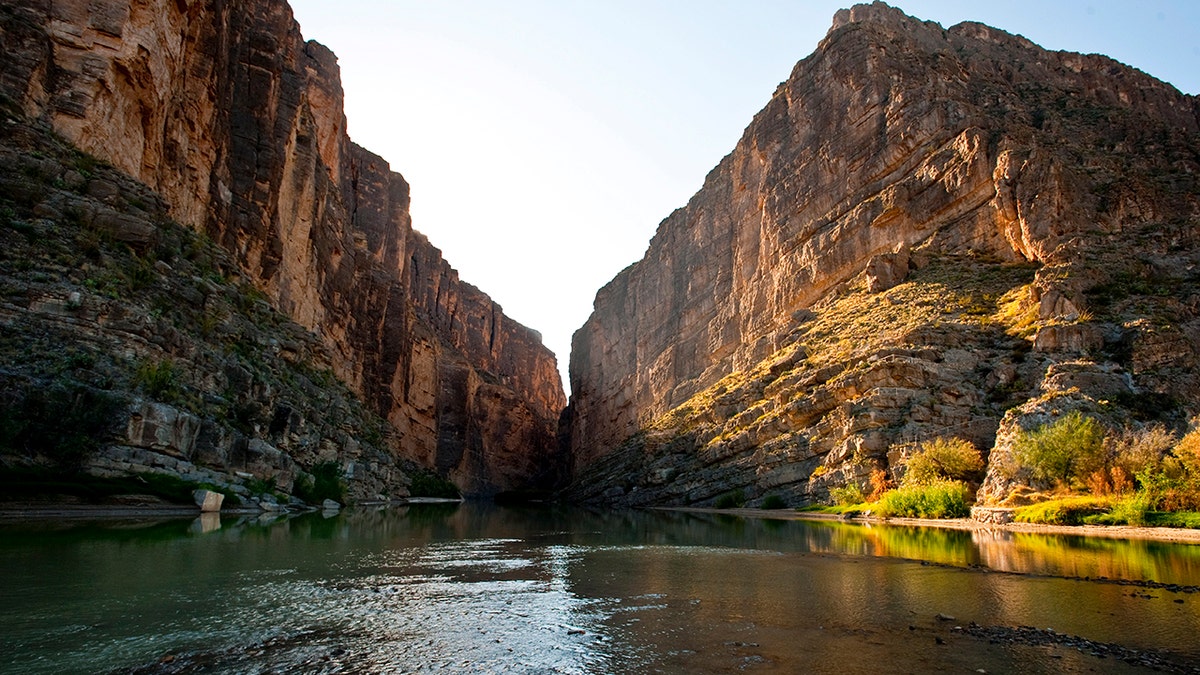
[322,499,341,511]
[193,489,225,513]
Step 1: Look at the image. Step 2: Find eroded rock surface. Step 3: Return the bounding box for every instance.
[567,3,1200,505]
[0,0,565,496]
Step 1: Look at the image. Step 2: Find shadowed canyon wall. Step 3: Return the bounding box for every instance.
[0,0,565,496]
[567,3,1200,505]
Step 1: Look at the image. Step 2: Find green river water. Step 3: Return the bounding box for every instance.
[2,504,1199,673]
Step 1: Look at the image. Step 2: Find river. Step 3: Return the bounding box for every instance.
[2,504,1199,673]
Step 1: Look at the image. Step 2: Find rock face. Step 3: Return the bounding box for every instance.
[0,116,430,502]
[0,0,565,495]
[567,3,1200,505]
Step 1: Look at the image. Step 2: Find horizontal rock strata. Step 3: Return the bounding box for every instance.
[0,0,565,495]
[567,2,1200,506]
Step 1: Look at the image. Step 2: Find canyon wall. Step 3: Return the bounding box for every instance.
[0,0,564,496]
[567,3,1200,505]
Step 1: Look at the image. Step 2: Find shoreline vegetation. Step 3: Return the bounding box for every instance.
[660,505,1200,545]
[6,497,1200,547]
[767,419,1200,538]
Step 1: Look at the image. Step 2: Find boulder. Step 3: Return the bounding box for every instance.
[865,246,911,293]
[193,489,224,513]
[1033,324,1105,354]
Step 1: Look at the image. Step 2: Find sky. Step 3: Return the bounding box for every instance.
[286,0,1200,392]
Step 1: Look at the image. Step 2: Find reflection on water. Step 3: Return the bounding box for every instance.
[1,505,1198,674]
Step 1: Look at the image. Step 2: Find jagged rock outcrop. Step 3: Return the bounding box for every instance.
[567,2,1200,506]
[0,0,565,496]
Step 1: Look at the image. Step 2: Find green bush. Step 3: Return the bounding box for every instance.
[243,475,277,497]
[1086,495,1151,526]
[134,358,180,401]
[1145,511,1200,529]
[1013,496,1109,525]
[874,479,971,519]
[829,482,866,507]
[761,494,787,510]
[1128,428,1200,511]
[408,471,460,499]
[904,437,984,486]
[1014,411,1106,488]
[293,461,346,504]
[1108,424,1174,476]
[0,381,126,469]
[714,489,746,509]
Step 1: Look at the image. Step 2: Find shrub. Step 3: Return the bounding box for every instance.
[1132,428,1200,512]
[1012,496,1109,525]
[408,471,461,499]
[294,461,346,504]
[0,381,126,469]
[868,468,895,500]
[761,494,787,510]
[134,358,180,401]
[1087,495,1151,526]
[714,489,746,509]
[1013,411,1106,488]
[243,475,277,497]
[904,437,984,486]
[874,479,971,519]
[829,482,866,507]
[1146,511,1200,529]
[127,256,156,291]
[1107,424,1174,480]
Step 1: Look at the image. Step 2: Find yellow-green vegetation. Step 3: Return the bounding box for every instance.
[1008,419,1200,528]
[864,437,982,519]
[874,479,972,519]
[904,437,985,485]
[829,482,865,506]
[1013,496,1110,525]
[1014,411,1106,489]
[637,255,1041,444]
[586,252,1050,511]
[798,257,1039,371]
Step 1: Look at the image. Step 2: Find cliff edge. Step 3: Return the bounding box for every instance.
[0,0,566,497]
[566,2,1200,506]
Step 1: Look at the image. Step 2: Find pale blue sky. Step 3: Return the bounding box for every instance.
[287,1,1200,389]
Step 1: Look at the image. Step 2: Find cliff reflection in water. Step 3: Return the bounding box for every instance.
[2,505,1199,674]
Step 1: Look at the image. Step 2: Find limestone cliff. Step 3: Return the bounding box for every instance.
[567,3,1200,505]
[0,0,565,496]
